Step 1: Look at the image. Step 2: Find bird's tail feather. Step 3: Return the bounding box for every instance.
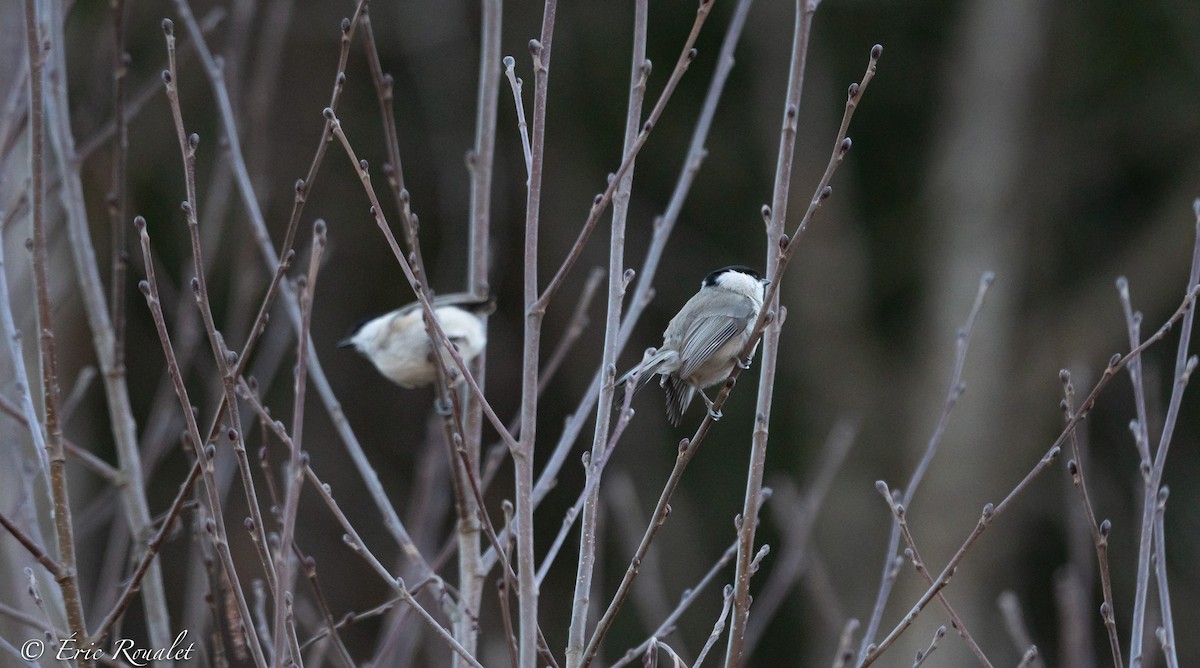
[616,349,671,406]
[664,376,694,427]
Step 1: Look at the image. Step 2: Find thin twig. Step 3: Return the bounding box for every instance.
[1059,370,1123,667]
[607,474,672,638]
[466,264,602,534]
[503,56,532,178]
[0,212,50,477]
[58,366,96,424]
[1018,647,1041,668]
[609,539,739,668]
[24,567,66,659]
[538,267,605,396]
[235,380,482,666]
[135,217,268,667]
[997,591,1044,668]
[536,374,639,587]
[0,511,66,579]
[859,446,1061,667]
[1152,486,1178,668]
[743,421,857,655]
[74,8,226,163]
[1053,565,1092,668]
[271,221,327,666]
[911,626,945,668]
[108,0,130,380]
[162,18,279,598]
[694,585,735,667]
[459,0,502,657]
[247,381,355,667]
[876,483,992,666]
[24,0,88,646]
[831,619,860,668]
[1129,202,1200,666]
[0,599,62,640]
[859,271,993,660]
[306,460,482,667]
[89,462,202,645]
[1116,277,1153,471]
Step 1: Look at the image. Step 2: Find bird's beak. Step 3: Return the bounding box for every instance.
[337,338,355,349]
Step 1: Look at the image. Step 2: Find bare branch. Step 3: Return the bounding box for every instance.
[566,1,648,662]
[1153,486,1178,668]
[725,0,816,661]
[997,592,1043,668]
[1058,370,1122,667]
[135,216,268,666]
[1129,202,1200,666]
[24,0,88,645]
[859,271,993,659]
[876,483,992,666]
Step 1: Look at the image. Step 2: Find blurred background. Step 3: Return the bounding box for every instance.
[2,0,1199,665]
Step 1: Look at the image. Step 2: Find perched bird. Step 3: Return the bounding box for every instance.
[339,293,493,388]
[617,266,769,425]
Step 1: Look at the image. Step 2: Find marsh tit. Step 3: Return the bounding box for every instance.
[617,266,769,426]
[339,293,493,388]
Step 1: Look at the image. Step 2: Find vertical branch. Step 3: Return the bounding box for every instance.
[358,8,485,658]
[1128,202,1200,666]
[1152,486,1178,667]
[724,0,815,664]
[39,0,173,647]
[271,221,327,667]
[161,18,279,596]
[462,0,501,658]
[24,0,88,646]
[517,2,558,665]
[564,2,647,666]
[0,198,50,476]
[1117,277,1152,470]
[1058,371,1123,667]
[107,0,129,368]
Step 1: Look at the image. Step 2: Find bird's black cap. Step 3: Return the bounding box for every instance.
[702,265,764,287]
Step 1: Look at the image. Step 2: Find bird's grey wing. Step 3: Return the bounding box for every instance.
[677,295,756,379]
[431,292,496,314]
[388,292,496,319]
